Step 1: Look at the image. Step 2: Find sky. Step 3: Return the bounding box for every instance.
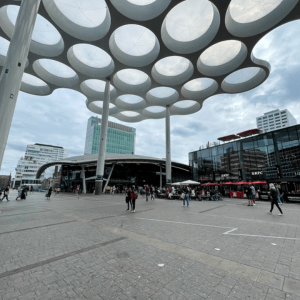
[1,20,300,177]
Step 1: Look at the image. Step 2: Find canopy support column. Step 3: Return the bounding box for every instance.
[0,0,41,170]
[95,79,110,195]
[160,165,163,189]
[82,166,86,194]
[103,163,115,193]
[165,105,171,187]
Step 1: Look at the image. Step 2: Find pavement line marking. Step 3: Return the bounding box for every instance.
[0,220,77,236]
[121,216,299,240]
[198,205,226,213]
[223,228,238,234]
[225,232,300,240]
[197,213,300,228]
[0,237,126,279]
[101,225,300,296]
[124,216,234,229]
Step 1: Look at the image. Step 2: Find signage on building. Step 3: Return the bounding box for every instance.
[221,174,230,178]
[251,171,263,176]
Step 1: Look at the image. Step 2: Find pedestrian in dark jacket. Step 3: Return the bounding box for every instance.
[1,186,10,202]
[20,189,26,200]
[125,188,131,211]
[268,183,283,215]
[46,187,53,200]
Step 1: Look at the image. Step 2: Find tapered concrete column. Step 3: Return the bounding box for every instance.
[95,79,110,195]
[160,165,163,189]
[82,166,86,194]
[165,105,171,186]
[103,163,115,193]
[0,0,41,170]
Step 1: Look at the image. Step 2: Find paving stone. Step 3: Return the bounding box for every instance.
[1,192,300,300]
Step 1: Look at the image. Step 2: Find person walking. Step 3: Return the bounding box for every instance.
[145,185,150,201]
[57,187,60,195]
[130,189,138,212]
[29,185,33,194]
[125,188,131,211]
[250,184,256,205]
[15,186,22,200]
[20,188,26,200]
[150,185,155,201]
[46,187,53,200]
[268,183,283,215]
[16,186,23,200]
[246,187,253,206]
[182,188,190,207]
[75,185,80,198]
[275,184,282,204]
[1,186,10,202]
[23,186,28,197]
[112,185,116,195]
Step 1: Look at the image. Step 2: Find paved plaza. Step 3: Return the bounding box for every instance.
[1,191,300,300]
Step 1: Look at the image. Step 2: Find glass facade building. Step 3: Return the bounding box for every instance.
[189,124,300,183]
[84,117,136,155]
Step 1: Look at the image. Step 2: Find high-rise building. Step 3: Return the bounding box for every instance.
[84,117,136,155]
[256,109,297,132]
[13,144,68,188]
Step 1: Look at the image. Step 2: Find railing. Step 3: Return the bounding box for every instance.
[199,141,220,150]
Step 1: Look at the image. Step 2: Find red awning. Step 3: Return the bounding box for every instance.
[218,134,240,142]
[251,181,267,185]
[232,181,250,185]
[237,129,261,138]
[222,182,234,185]
[202,182,219,186]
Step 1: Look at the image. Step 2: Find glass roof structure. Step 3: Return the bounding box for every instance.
[0,0,299,123]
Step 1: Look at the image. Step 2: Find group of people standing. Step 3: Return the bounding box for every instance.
[125,188,139,212]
